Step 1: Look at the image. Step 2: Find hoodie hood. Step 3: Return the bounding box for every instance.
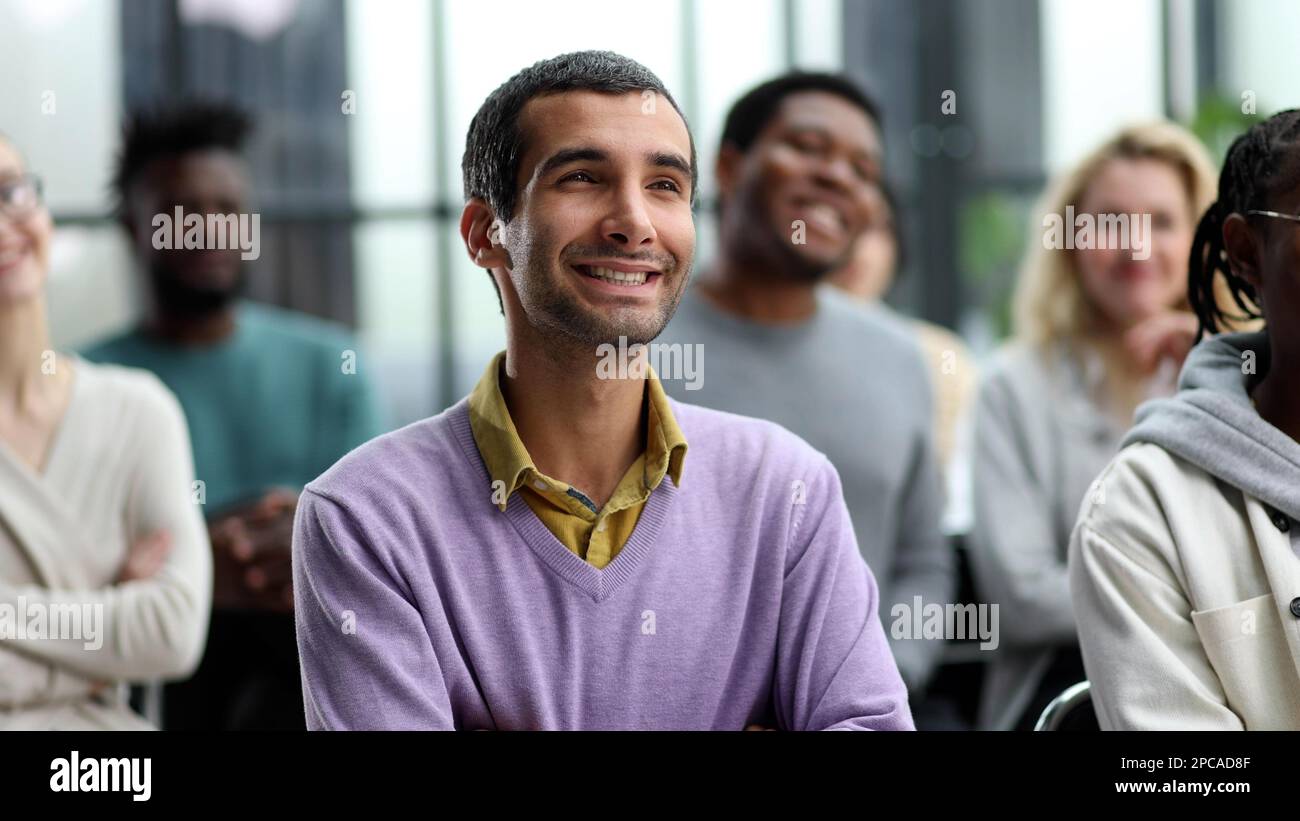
[1123,330,1300,523]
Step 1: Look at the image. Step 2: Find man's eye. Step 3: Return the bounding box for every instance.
[790,136,823,154]
[559,171,595,184]
[650,180,681,192]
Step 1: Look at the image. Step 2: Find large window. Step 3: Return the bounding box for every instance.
[9,0,1294,425]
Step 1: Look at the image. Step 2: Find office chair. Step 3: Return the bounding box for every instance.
[1034,680,1098,731]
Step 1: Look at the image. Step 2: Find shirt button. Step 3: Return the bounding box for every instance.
[1271,510,1291,532]
[532,479,547,491]
[1289,598,1300,618]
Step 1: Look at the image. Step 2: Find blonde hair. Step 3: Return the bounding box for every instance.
[1012,121,1218,348]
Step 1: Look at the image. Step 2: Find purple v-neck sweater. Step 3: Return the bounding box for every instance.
[292,397,913,730]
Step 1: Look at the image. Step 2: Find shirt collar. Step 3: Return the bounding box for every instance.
[644,365,688,490]
[467,350,688,511]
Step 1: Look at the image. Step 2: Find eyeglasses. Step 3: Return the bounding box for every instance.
[1245,209,1300,224]
[0,174,44,218]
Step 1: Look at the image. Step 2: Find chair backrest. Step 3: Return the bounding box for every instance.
[128,681,164,728]
[1034,680,1097,731]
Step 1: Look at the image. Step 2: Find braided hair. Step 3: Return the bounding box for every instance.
[1188,109,1300,336]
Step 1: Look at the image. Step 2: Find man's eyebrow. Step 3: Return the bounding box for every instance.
[650,151,692,181]
[537,146,692,185]
[786,122,881,162]
[537,147,609,179]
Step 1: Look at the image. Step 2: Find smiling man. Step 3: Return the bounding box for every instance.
[291,51,912,730]
[655,74,955,704]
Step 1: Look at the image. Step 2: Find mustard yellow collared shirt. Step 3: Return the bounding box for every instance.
[467,351,687,569]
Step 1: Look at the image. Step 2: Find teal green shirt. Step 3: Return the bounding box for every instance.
[82,302,384,513]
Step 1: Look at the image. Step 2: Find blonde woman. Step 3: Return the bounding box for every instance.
[969,122,1218,730]
[0,135,211,729]
[1070,110,1300,729]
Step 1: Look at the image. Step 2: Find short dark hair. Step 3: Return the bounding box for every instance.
[719,71,882,155]
[462,50,697,224]
[1188,109,1300,336]
[112,100,252,219]
[462,50,696,313]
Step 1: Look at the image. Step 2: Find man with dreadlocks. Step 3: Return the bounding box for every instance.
[1070,109,1300,730]
[83,101,385,729]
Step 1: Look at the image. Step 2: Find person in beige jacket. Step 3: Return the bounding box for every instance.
[1070,110,1300,729]
[0,134,211,729]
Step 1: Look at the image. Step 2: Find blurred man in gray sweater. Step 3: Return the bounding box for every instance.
[655,73,955,699]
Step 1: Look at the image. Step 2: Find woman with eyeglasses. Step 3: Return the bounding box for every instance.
[0,134,210,729]
[1070,110,1300,729]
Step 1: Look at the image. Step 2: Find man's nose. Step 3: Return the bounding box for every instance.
[601,186,657,247]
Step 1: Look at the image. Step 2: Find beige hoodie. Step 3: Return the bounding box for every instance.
[1070,331,1300,729]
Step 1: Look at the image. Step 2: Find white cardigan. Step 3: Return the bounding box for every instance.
[1069,441,1300,729]
[0,358,212,730]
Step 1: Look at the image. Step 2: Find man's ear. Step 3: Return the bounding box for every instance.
[1222,212,1262,289]
[714,143,743,205]
[460,197,511,270]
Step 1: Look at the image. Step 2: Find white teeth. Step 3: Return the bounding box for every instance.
[585,265,648,286]
[807,204,841,233]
